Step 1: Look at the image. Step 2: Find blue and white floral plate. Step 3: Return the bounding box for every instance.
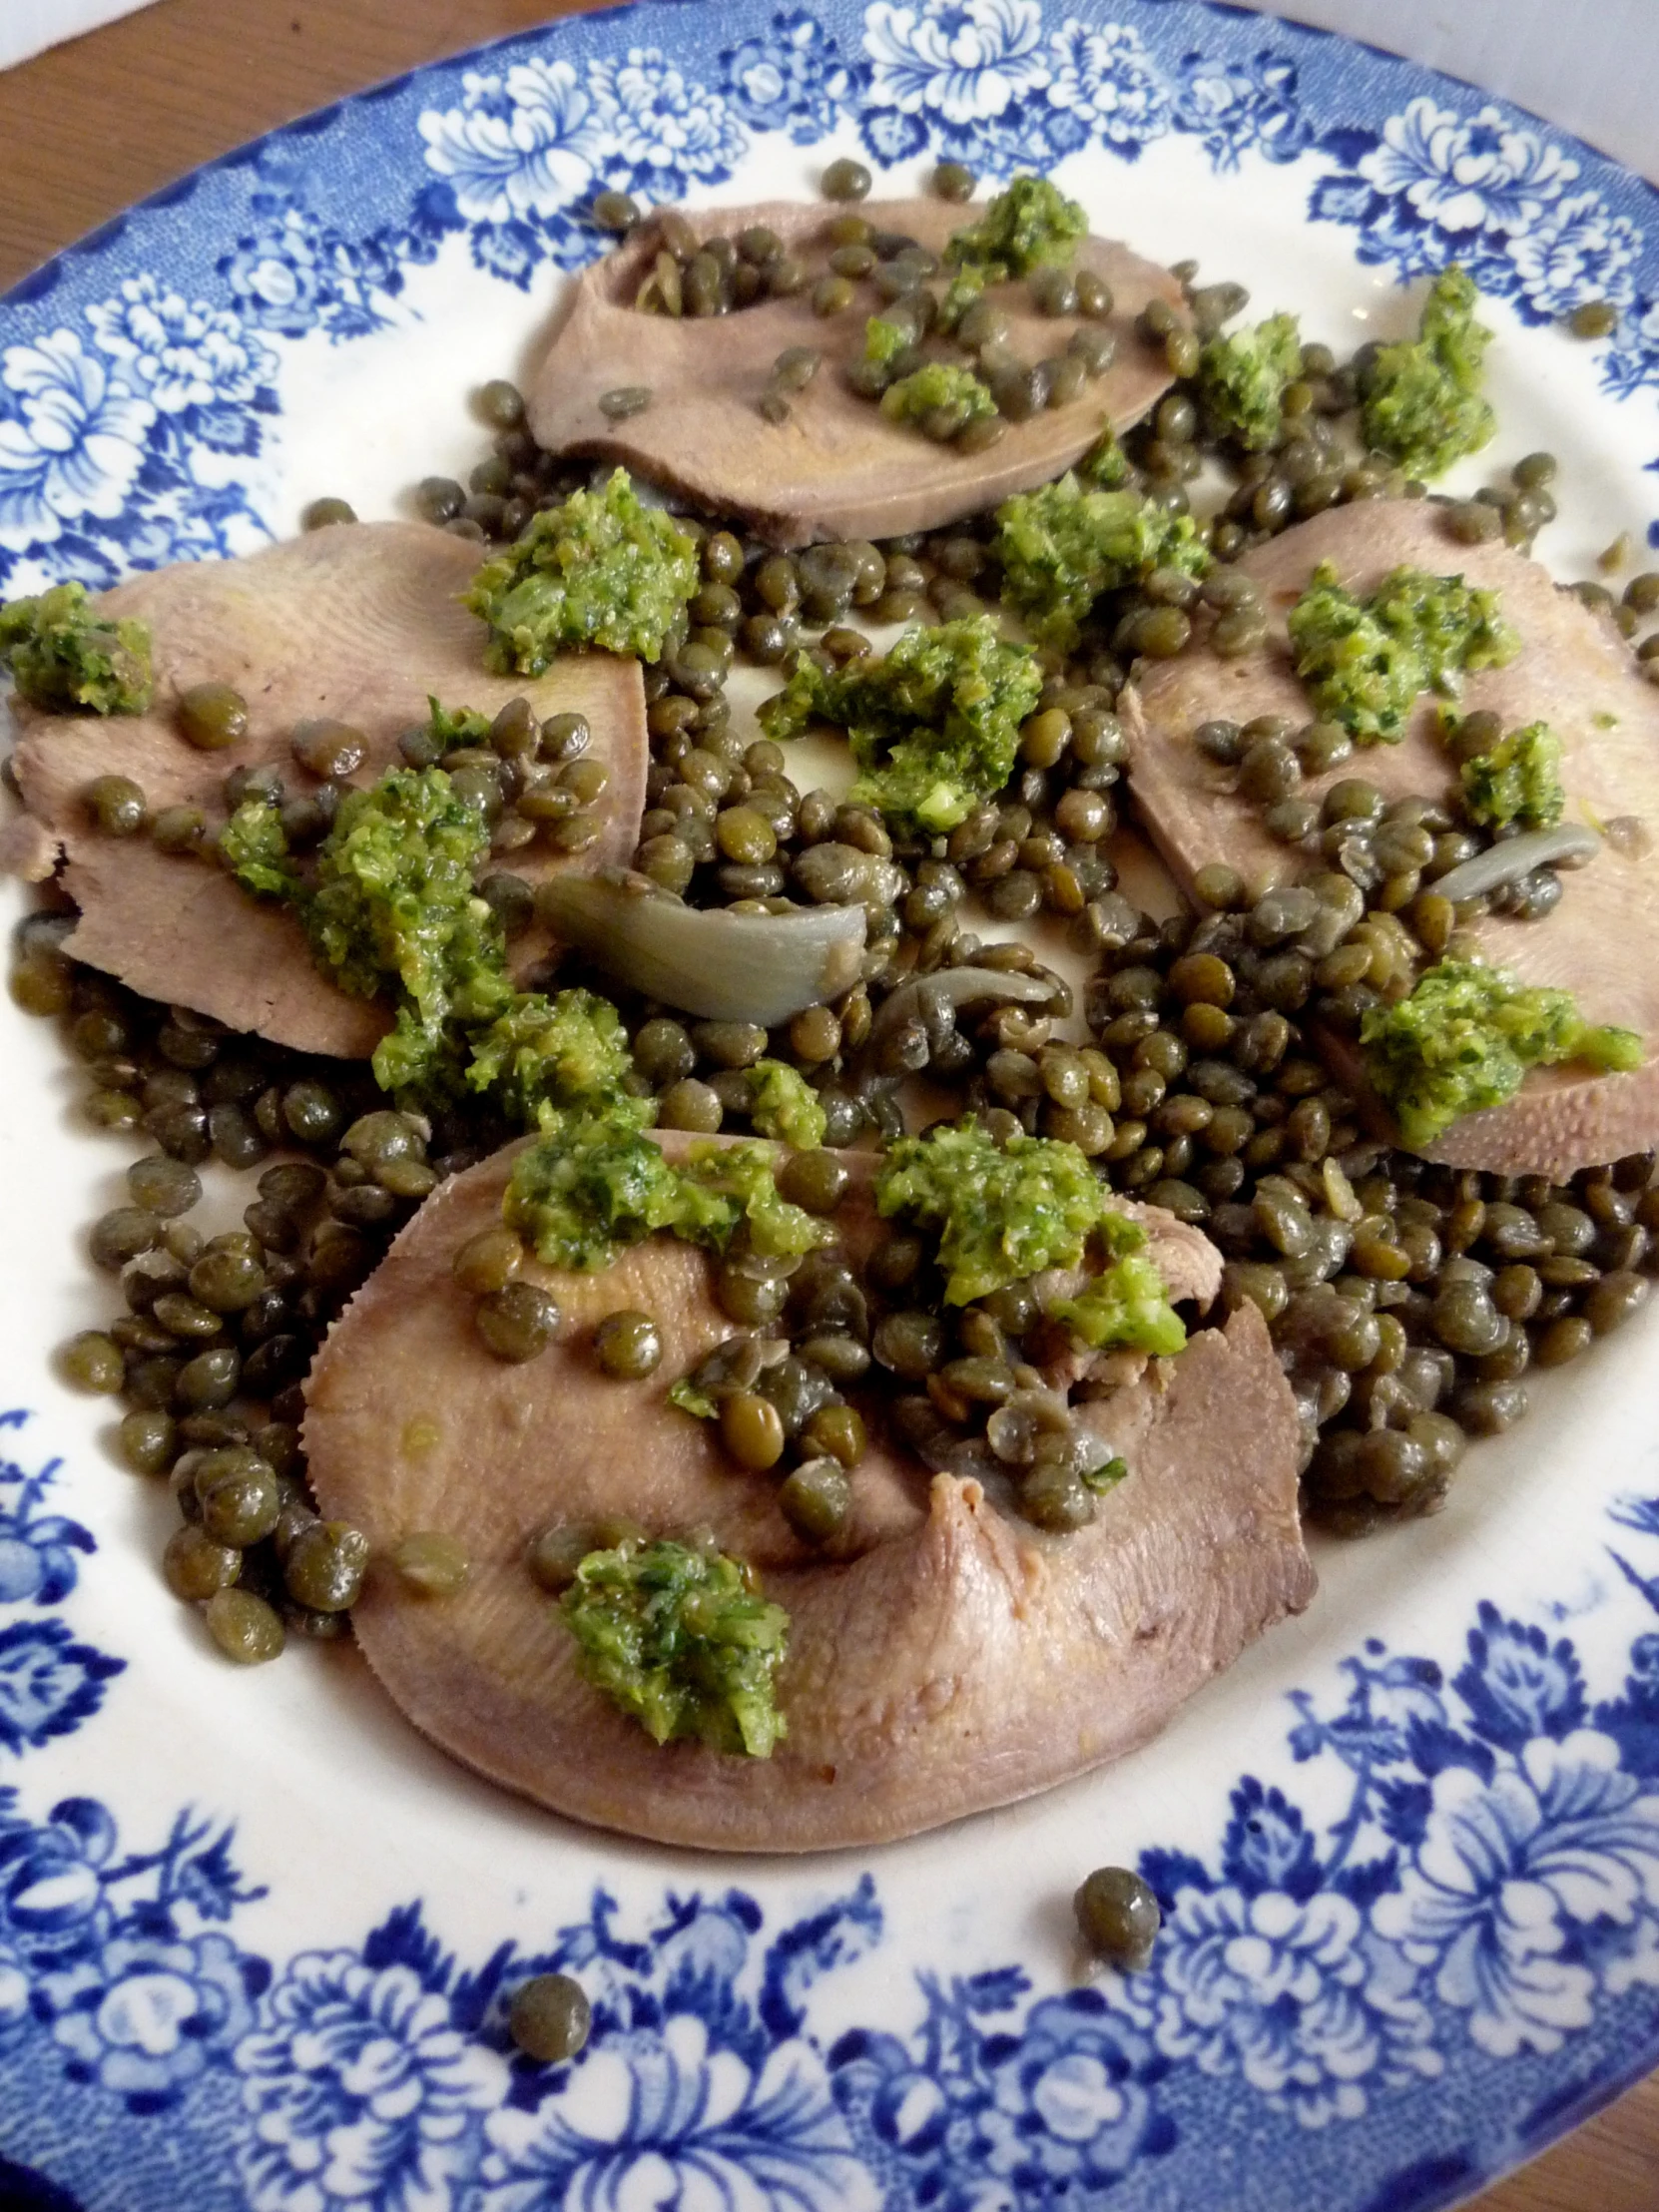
[4,4,1659,2206]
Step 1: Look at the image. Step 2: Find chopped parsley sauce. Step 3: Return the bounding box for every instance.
[0,582,153,715]
[1286,561,1519,744]
[1362,959,1642,1149]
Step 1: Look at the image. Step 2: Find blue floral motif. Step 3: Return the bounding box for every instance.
[416,57,618,283]
[722,10,859,144]
[830,1967,1172,2205]
[1306,90,1642,330]
[219,194,401,341]
[42,1930,257,2103]
[0,330,154,556]
[1374,1732,1659,2056]
[587,47,750,199]
[1044,20,1170,160]
[978,1993,1170,2188]
[860,0,1050,162]
[1509,190,1642,318]
[0,1413,92,1610]
[0,1789,266,2115]
[481,2010,876,2212]
[1169,45,1313,171]
[236,1950,506,2212]
[0,1622,123,1756]
[86,275,279,442]
[1357,97,1577,245]
[1147,1883,1439,2124]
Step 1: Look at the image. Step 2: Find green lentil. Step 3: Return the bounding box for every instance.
[164,1522,241,1601]
[56,1332,126,1393]
[823,158,871,203]
[593,1311,663,1380]
[508,1973,591,2063]
[204,1586,285,1663]
[392,1531,472,1598]
[83,775,148,835]
[178,682,250,751]
[284,1519,369,1611]
[779,1457,852,1543]
[1074,1866,1161,1969]
[476,1282,561,1363]
[721,1390,787,1471]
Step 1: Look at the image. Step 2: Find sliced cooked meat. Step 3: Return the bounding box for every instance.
[528,199,1183,549]
[1125,500,1659,1177]
[6,524,648,1056]
[303,1133,1312,1852]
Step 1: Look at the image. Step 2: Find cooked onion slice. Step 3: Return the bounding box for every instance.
[537,872,866,1023]
[1432,823,1600,905]
[867,964,1057,1047]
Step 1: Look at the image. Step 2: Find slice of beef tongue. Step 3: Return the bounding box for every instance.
[528,199,1184,549]
[1124,499,1659,1179]
[303,1131,1311,1851]
[5,523,648,1057]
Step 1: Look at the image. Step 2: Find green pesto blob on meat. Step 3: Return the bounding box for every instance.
[879,362,998,436]
[503,1126,827,1274]
[0,582,153,714]
[1287,561,1519,744]
[220,754,637,1118]
[944,175,1088,280]
[993,477,1210,654]
[1456,719,1564,831]
[561,1533,790,1756]
[1197,312,1303,452]
[1362,959,1642,1149]
[874,1119,1183,1357]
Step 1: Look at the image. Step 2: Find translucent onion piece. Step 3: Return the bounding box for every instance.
[867,963,1056,1046]
[1433,822,1600,904]
[536,872,866,1023]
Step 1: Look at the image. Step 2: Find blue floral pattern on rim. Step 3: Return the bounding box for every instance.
[2,1382,1659,2207]
[6,2,1659,2201]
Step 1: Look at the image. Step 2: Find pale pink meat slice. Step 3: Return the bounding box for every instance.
[303,1134,1312,1851]
[5,523,648,1056]
[528,199,1184,549]
[1124,499,1659,1178]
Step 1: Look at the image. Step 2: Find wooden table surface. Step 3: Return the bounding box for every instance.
[0,2,1656,2205]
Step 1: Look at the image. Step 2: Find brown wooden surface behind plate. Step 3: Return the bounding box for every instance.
[0,0,1655,2201]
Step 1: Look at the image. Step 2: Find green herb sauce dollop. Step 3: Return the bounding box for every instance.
[1361,267,1494,481]
[944,175,1088,280]
[1456,719,1564,831]
[874,1119,1183,1356]
[758,615,1041,833]
[0,582,153,715]
[561,1533,790,1756]
[994,477,1210,653]
[1362,958,1642,1149]
[1197,312,1303,452]
[1286,561,1519,744]
[466,468,699,670]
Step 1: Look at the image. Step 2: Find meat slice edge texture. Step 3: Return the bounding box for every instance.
[529,198,1183,549]
[303,1132,1313,1851]
[1124,499,1659,1178]
[6,523,649,1056]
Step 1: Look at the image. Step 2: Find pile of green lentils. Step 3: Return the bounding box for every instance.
[13,157,1659,1681]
